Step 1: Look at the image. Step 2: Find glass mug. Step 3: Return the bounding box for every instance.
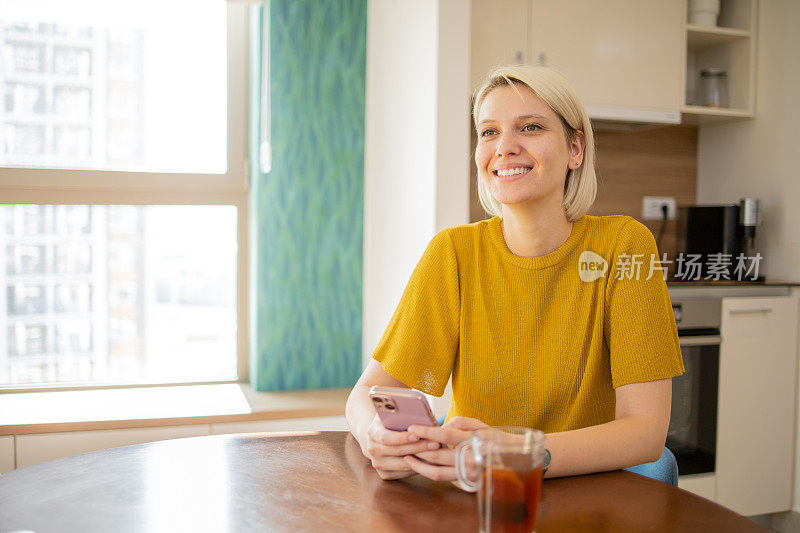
[455,426,546,533]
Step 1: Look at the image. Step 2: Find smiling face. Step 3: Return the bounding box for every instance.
[475,83,584,214]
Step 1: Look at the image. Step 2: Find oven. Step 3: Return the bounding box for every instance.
[667,297,721,475]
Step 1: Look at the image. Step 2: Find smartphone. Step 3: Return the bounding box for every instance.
[368,386,439,431]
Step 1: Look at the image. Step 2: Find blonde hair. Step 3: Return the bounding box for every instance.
[472,65,597,221]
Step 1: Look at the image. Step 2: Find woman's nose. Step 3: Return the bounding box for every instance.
[495,132,520,156]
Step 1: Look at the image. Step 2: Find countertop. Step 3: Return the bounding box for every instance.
[667,280,799,298]
[667,279,800,286]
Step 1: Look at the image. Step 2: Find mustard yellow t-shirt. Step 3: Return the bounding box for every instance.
[372,215,684,433]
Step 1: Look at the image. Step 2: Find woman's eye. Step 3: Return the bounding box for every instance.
[523,123,542,132]
[479,129,496,138]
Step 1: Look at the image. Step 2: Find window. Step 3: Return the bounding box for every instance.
[0,1,249,389]
[0,0,227,173]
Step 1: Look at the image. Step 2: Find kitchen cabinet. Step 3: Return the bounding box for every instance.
[682,0,758,124]
[471,0,683,123]
[529,0,683,122]
[470,0,529,91]
[716,295,798,516]
[0,436,14,473]
[470,0,759,125]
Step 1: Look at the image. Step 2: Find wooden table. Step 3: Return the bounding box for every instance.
[0,431,765,532]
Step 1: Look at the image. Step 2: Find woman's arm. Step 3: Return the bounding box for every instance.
[542,377,671,478]
[346,360,406,446]
[346,360,438,480]
[405,377,671,481]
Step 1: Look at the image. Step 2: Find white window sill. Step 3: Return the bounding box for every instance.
[0,384,350,435]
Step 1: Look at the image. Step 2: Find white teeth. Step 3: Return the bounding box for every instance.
[496,167,531,177]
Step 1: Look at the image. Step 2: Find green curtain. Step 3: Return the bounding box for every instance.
[249,0,366,391]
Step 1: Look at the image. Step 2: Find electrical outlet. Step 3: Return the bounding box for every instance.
[642,197,677,220]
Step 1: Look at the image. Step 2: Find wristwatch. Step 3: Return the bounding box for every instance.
[543,449,551,474]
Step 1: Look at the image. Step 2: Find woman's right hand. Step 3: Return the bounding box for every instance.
[361,414,441,480]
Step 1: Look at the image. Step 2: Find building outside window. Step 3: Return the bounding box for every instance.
[0,0,248,389]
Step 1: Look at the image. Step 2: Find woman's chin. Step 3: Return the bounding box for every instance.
[493,192,562,211]
[491,183,564,210]
[491,190,538,206]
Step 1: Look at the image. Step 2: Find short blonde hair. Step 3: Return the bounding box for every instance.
[472,65,597,221]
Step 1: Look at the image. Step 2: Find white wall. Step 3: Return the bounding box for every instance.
[363,0,470,374]
[435,0,471,234]
[364,0,437,367]
[694,0,800,512]
[432,0,471,416]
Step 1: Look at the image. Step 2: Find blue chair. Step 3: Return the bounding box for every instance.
[625,447,679,486]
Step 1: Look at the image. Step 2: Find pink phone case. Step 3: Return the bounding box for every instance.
[369,386,438,431]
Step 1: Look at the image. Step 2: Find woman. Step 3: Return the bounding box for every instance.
[346,65,683,483]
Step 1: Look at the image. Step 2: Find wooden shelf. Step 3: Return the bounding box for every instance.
[686,25,751,51]
[681,105,753,124]
[682,104,751,114]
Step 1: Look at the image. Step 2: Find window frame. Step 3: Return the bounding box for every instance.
[0,3,251,391]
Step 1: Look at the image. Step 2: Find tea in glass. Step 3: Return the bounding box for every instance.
[455,426,546,533]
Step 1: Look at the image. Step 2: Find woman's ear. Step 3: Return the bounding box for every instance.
[568,131,586,170]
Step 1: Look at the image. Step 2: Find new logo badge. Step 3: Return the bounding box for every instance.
[578,251,608,282]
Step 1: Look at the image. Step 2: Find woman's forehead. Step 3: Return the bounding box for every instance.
[477,83,555,123]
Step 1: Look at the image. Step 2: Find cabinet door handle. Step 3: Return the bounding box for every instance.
[679,335,721,347]
[729,307,773,315]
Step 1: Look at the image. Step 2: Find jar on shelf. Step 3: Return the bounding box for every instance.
[698,67,729,108]
[688,0,720,27]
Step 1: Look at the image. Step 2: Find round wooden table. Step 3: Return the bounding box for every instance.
[0,431,765,532]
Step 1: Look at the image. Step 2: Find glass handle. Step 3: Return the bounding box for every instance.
[454,441,479,493]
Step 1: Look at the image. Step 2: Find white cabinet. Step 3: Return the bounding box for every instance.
[716,296,798,516]
[470,0,683,123]
[529,0,683,121]
[470,0,760,125]
[678,473,715,501]
[470,0,530,90]
[0,436,14,473]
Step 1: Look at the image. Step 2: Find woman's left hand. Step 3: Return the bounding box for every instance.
[403,416,489,484]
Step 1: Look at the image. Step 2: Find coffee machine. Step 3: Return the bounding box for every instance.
[675,198,762,281]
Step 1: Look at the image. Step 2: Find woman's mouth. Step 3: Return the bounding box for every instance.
[493,167,532,178]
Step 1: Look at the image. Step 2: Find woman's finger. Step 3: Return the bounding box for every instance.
[367,439,439,459]
[445,416,489,431]
[413,448,455,466]
[403,454,457,482]
[368,421,419,446]
[406,424,471,446]
[371,454,414,472]
[376,469,416,480]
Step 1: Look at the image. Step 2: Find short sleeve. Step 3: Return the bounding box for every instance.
[371,229,460,396]
[604,219,684,388]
